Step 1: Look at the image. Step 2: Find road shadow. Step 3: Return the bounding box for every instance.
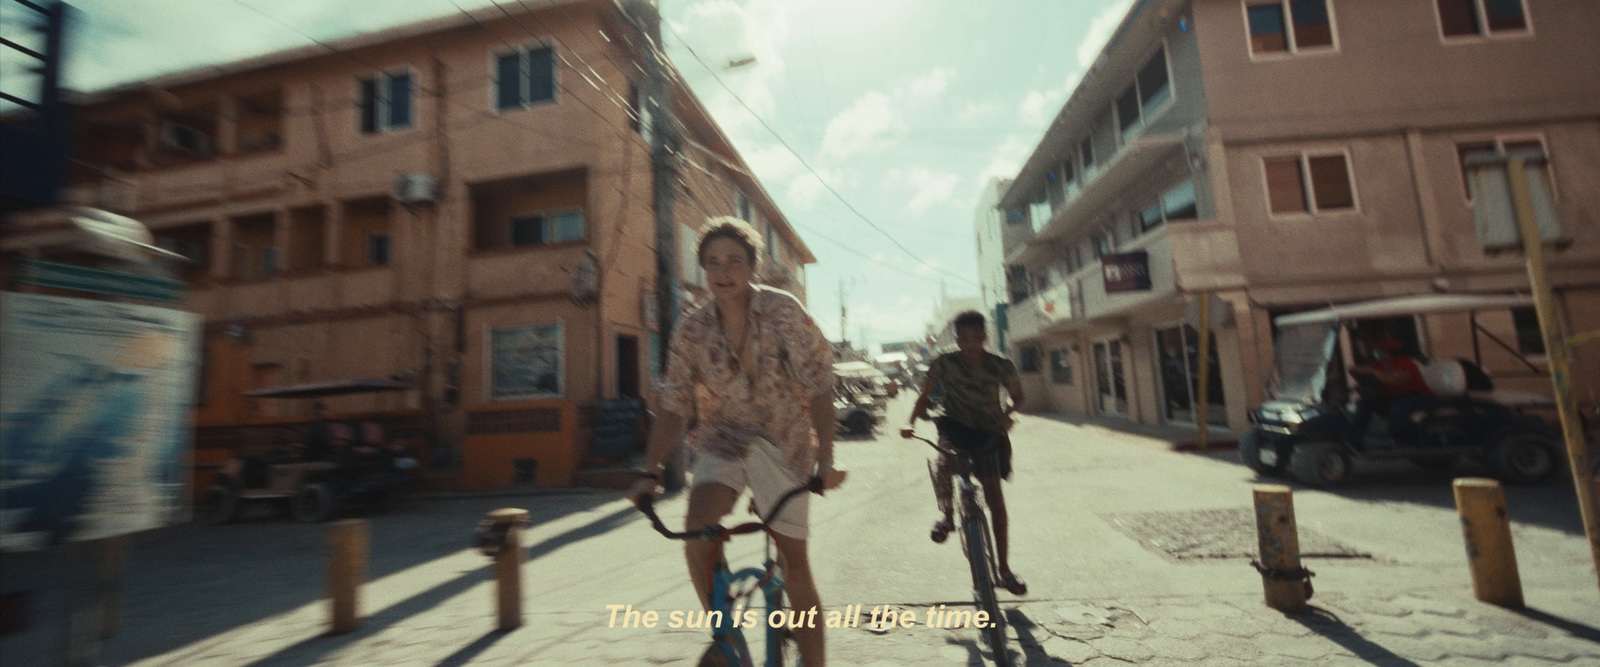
[1031,412,1238,451]
[434,629,515,667]
[1006,608,1063,665]
[526,504,642,562]
[1288,605,1422,666]
[1514,607,1600,646]
[0,493,616,666]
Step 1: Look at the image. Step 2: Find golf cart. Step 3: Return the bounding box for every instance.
[1242,294,1562,487]
[197,379,423,524]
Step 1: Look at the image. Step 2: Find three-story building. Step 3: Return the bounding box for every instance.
[992,0,1599,434]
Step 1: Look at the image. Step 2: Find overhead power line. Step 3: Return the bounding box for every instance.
[658,20,978,288]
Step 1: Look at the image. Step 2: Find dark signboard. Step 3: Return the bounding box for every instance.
[1102,251,1151,293]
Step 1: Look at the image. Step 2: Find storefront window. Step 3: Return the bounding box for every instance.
[1156,324,1227,426]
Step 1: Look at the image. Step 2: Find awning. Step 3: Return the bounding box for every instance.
[874,352,909,365]
[1274,294,1536,327]
[832,361,883,379]
[242,378,413,398]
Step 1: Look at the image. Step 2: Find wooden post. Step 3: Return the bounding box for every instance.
[488,508,530,631]
[1453,478,1524,608]
[1196,293,1212,449]
[326,519,368,634]
[1506,156,1600,595]
[1253,484,1307,612]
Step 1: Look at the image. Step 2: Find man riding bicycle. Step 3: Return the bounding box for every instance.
[628,217,846,667]
[907,310,1027,595]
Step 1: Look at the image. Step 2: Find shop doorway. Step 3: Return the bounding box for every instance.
[1154,324,1227,427]
[1093,338,1128,416]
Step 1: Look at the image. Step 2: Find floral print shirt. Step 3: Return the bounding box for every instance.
[659,285,834,476]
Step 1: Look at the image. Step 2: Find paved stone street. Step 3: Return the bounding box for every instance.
[3,395,1597,665]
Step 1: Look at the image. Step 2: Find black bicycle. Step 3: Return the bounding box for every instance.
[901,425,1012,666]
[637,477,822,667]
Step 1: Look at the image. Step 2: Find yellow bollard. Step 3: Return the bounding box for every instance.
[1252,484,1309,612]
[1453,478,1524,608]
[326,519,369,634]
[486,508,531,631]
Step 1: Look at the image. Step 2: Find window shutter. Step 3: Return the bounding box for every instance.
[528,48,555,103]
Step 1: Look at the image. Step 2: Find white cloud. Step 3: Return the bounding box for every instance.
[1078,0,1135,70]
[884,167,961,216]
[956,100,1005,122]
[907,67,956,98]
[670,0,793,139]
[974,135,1035,189]
[743,143,803,183]
[820,92,906,162]
[786,169,839,211]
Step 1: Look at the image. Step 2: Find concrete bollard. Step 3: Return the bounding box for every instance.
[485,508,531,631]
[1453,478,1524,608]
[326,519,369,634]
[1252,484,1309,612]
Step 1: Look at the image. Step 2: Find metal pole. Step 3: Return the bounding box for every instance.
[1506,156,1600,593]
[1195,293,1212,449]
[624,0,686,492]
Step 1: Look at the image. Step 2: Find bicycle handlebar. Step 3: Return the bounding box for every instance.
[636,476,824,541]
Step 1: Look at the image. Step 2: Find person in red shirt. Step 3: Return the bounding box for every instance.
[1349,335,1436,445]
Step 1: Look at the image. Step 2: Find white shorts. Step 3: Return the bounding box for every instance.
[690,437,811,540]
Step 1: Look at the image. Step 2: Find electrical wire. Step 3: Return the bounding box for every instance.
[659,20,978,288]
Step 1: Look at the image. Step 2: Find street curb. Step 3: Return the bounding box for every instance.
[411,487,616,501]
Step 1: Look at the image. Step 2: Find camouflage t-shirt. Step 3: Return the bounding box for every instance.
[926,351,1020,432]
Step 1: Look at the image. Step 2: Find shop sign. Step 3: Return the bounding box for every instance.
[1101,251,1151,293]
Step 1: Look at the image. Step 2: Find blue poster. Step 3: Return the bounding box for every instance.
[0,293,200,551]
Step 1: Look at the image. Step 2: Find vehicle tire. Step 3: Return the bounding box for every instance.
[846,411,872,436]
[291,482,337,523]
[1485,431,1558,484]
[1406,455,1458,471]
[197,484,239,525]
[1289,442,1352,488]
[1239,430,1284,476]
[961,505,1010,666]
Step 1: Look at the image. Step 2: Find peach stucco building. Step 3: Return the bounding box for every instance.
[991,0,1600,435]
[16,0,812,489]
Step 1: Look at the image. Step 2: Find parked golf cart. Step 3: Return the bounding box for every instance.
[197,379,423,524]
[1242,294,1562,487]
[835,385,878,436]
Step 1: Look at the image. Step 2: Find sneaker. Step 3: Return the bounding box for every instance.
[998,570,1027,596]
[930,520,953,544]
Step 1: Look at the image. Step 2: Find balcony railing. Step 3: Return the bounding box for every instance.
[1006,280,1075,342]
[1011,133,1186,267]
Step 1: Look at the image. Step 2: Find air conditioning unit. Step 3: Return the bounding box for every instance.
[391,172,437,204]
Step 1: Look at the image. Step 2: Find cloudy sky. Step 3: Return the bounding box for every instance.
[4,0,1133,350]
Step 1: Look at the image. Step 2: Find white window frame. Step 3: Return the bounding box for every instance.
[485,321,566,401]
[1115,42,1177,145]
[489,43,560,112]
[1261,148,1359,219]
[734,188,753,222]
[509,208,586,247]
[356,67,418,135]
[1049,347,1075,386]
[1241,0,1341,60]
[1433,0,1533,43]
[678,223,706,287]
[1454,134,1557,203]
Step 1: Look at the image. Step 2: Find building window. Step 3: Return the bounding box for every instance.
[1263,152,1355,216]
[1049,349,1074,385]
[495,46,556,110]
[1246,0,1336,56]
[1117,46,1173,143]
[510,210,585,246]
[1138,179,1199,234]
[1018,346,1042,374]
[1456,137,1550,201]
[1511,307,1545,355]
[1156,324,1227,426]
[366,233,391,265]
[1029,197,1052,233]
[262,247,279,277]
[1093,231,1113,258]
[1005,207,1027,226]
[735,188,753,221]
[358,71,413,134]
[1436,0,1528,38]
[679,224,706,287]
[1007,265,1030,304]
[1080,136,1097,180]
[490,323,564,400]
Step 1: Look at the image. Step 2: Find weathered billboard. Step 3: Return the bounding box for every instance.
[0,292,200,551]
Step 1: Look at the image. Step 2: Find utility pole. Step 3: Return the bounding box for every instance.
[623,0,686,491]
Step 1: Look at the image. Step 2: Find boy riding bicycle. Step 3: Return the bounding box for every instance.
[906,310,1027,595]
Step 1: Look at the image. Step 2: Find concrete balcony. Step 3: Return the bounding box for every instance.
[1166,220,1245,292]
[1010,133,1187,267]
[1007,280,1076,343]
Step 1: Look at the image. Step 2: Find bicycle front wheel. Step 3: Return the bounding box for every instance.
[961,509,1009,665]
